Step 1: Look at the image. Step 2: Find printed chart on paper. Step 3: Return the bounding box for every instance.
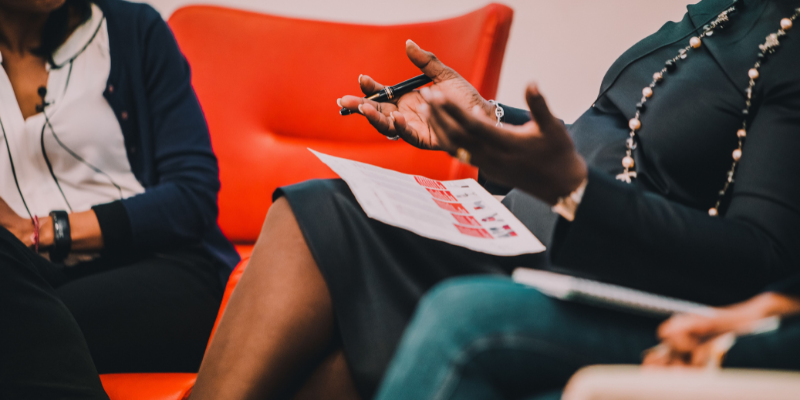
[310,149,545,256]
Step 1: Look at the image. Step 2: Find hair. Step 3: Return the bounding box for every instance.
[32,0,93,66]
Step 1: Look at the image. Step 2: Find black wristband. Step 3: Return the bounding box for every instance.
[49,210,71,263]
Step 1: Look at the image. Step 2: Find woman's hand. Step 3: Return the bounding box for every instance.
[420,83,587,205]
[338,40,493,150]
[642,292,800,367]
[0,197,36,247]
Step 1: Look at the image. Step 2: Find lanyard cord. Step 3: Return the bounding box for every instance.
[0,115,33,219]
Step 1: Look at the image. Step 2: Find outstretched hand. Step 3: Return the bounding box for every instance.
[420,83,587,205]
[338,40,493,150]
[643,292,800,368]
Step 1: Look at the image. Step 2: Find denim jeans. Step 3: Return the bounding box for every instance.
[373,276,662,400]
[375,276,800,400]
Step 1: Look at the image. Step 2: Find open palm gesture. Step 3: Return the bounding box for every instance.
[338,40,492,150]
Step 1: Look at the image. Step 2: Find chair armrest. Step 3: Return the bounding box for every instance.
[563,365,800,400]
[100,373,196,400]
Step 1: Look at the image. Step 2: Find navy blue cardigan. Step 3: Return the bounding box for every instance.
[88,0,239,271]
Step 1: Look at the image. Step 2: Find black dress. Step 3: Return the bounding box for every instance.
[277,0,800,397]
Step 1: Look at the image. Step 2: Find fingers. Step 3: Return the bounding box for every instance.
[417,100,457,152]
[658,314,721,353]
[641,344,673,366]
[339,95,392,116]
[420,88,489,152]
[405,39,458,83]
[388,111,409,140]
[358,74,385,96]
[525,83,561,134]
[421,88,516,154]
[359,102,396,136]
[690,333,736,368]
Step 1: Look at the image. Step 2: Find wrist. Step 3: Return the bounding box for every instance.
[39,216,54,248]
[540,155,588,206]
[560,156,589,198]
[749,292,800,318]
[481,98,495,120]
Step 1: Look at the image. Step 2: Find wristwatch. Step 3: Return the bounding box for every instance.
[49,210,71,263]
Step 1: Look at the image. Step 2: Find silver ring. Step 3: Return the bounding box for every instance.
[387,135,400,141]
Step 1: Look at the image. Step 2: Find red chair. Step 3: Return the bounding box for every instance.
[100,259,248,400]
[99,3,513,399]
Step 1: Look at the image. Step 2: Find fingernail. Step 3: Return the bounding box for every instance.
[406,39,416,46]
[389,114,395,122]
[528,83,540,96]
[337,98,342,107]
[358,104,364,113]
[358,74,363,84]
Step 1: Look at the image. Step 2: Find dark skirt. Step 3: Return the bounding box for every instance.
[276,179,558,398]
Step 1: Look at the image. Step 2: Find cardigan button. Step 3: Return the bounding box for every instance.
[108,84,114,93]
[121,111,129,120]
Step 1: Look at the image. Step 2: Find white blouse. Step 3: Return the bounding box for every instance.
[0,4,144,219]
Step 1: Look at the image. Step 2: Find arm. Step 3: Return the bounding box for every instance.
[0,200,102,251]
[643,276,800,368]
[477,105,531,195]
[2,9,218,257]
[93,6,221,256]
[419,69,800,303]
[550,90,800,303]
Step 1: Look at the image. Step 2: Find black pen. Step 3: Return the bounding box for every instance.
[339,74,433,116]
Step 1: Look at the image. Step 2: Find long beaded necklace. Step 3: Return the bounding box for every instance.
[617,5,800,217]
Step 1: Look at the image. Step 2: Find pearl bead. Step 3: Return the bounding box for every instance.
[748,68,759,80]
[708,208,718,217]
[781,18,793,31]
[622,156,635,168]
[629,118,641,131]
[737,129,747,138]
[642,87,653,98]
[690,37,702,48]
[732,149,742,161]
[653,72,663,82]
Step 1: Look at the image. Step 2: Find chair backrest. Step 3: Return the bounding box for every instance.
[168,4,513,244]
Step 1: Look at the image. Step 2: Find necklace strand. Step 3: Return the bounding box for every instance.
[617,6,800,217]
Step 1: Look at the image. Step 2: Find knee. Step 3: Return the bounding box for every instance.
[406,276,518,344]
[260,196,300,239]
[420,277,506,316]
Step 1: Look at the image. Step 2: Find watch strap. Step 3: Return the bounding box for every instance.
[49,210,71,263]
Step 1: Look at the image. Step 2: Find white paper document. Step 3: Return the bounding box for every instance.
[310,149,545,256]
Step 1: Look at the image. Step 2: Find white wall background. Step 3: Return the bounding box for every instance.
[143,0,697,123]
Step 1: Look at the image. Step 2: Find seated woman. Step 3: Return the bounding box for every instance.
[0,0,238,394]
[192,0,800,399]
[369,275,800,400]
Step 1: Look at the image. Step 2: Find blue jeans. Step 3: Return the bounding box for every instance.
[375,276,800,400]
[373,276,664,400]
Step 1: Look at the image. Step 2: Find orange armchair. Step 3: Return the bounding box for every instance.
[169,3,513,248]
[99,3,513,399]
